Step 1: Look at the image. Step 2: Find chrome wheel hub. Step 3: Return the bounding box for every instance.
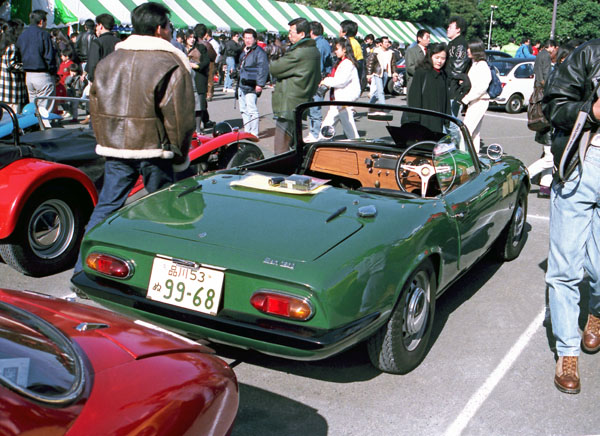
[28,199,75,259]
[403,271,430,351]
[511,201,525,246]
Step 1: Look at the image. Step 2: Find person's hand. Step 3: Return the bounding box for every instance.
[255,85,263,94]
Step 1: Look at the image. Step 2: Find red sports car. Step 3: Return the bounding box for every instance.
[0,102,262,277]
[0,288,238,435]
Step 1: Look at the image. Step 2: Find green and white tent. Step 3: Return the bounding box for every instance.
[18,0,447,45]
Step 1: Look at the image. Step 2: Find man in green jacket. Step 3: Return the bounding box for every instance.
[270,18,320,154]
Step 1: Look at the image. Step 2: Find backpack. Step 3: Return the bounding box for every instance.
[527,85,551,132]
[487,63,502,99]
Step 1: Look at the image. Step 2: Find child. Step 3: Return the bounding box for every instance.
[319,37,361,139]
[58,47,76,86]
[64,63,88,121]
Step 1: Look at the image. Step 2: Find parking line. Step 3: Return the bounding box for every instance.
[444,307,546,436]
[486,113,527,121]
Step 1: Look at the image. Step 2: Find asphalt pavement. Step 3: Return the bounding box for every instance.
[1,86,598,435]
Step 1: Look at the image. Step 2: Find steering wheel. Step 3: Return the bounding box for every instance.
[395,141,440,197]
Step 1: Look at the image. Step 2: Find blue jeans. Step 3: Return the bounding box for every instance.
[369,72,387,105]
[547,145,600,356]
[309,93,324,138]
[446,98,463,142]
[74,157,174,273]
[224,56,237,90]
[238,89,259,136]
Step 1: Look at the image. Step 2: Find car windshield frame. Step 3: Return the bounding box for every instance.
[0,301,86,406]
[294,100,480,172]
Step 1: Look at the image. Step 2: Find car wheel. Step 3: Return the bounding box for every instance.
[0,187,89,276]
[367,259,436,374]
[494,184,528,261]
[225,141,264,168]
[506,94,524,114]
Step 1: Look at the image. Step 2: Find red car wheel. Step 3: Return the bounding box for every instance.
[0,186,91,276]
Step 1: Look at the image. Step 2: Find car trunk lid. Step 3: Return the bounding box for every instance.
[109,176,364,262]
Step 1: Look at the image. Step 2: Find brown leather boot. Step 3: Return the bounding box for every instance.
[582,313,600,353]
[554,356,580,394]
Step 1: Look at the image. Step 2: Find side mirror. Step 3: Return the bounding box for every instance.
[320,125,335,140]
[486,143,503,161]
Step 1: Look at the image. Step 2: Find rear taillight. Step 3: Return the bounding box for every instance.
[250,291,313,321]
[86,253,133,279]
[501,83,506,88]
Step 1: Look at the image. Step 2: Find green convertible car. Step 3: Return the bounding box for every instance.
[72,101,529,374]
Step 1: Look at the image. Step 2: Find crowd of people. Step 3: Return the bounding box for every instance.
[3,6,599,398]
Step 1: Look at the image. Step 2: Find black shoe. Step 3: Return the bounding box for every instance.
[204,121,216,130]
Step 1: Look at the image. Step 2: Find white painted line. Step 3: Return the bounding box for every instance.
[528,214,550,221]
[486,113,527,121]
[486,136,533,140]
[62,293,77,300]
[444,308,546,436]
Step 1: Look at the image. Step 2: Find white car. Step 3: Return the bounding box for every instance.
[490,59,535,113]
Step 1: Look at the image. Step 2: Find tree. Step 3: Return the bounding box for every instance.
[476,0,600,47]
[555,0,600,42]
[447,0,486,40]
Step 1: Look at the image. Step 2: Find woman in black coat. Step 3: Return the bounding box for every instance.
[404,42,450,133]
[186,29,210,132]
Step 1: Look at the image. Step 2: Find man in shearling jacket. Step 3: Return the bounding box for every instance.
[73,2,195,274]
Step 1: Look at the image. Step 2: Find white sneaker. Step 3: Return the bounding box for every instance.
[303,134,318,143]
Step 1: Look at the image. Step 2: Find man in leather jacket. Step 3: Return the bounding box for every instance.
[85,13,120,83]
[444,16,470,119]
[75,19,96,65]
[542,38,600,394]
[73,2,194,275]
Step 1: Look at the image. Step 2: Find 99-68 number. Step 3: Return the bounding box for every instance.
[160,279,216,310]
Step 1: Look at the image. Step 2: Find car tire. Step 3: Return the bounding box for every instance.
[367,259,436,374]
[0,186,89,277]
[225,141,264,168]
[506,94,524,114]
[494,184,528,261]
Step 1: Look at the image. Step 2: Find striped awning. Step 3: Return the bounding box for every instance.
[46,0,447,45]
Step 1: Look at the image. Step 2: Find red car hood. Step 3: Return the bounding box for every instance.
[0,289,210,372]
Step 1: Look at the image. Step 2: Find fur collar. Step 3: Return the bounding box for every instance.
[116,35,191,72]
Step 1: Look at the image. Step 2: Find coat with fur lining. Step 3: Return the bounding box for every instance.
[90,35,195,169]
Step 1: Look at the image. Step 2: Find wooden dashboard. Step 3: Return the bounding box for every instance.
[308,146,426,191]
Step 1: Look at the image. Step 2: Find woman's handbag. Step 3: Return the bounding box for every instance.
[527,85,551,132]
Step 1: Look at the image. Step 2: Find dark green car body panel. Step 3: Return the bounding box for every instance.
[73,103,529,361]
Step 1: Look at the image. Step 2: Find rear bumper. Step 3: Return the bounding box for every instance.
[72,271,385,361]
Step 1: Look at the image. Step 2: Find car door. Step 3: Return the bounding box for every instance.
[435,141,500,270]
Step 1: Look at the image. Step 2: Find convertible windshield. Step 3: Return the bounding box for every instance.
[0,302,84,405]
[217,102,477,199]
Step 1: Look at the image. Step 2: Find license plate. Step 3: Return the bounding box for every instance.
[146,256,224,316]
